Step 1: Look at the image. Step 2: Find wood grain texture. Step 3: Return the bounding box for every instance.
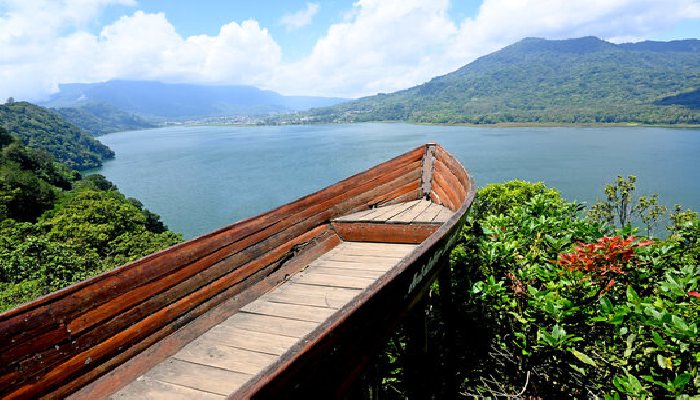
[332,221,440,244]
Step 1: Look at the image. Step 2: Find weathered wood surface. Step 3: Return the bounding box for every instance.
[333,199,452,224]
[111,242,416,399]
[332,221,440,244]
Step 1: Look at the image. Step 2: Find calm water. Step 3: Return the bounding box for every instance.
[92,123,700,239]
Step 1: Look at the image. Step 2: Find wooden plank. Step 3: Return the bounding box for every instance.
[290,271,376,289]
[142,359,251,396]
[220,313,317,338]
[110,376,224,400]
[309,266,386,279]
[174,339,277,375]
[434,159,466,201]
[435,146,470,188]
[332,208,375,222]
[241,301,336,323]
[369,180,421,207]
[433,169,461,210]
[359,203,406,221]
[371,200,421,221]
[388,200,433,223]
[420,145,435,197]
[311,260,395,272]
[203,325,298,356]
[415,202,443,223]
[434,207,453,223]
[332,222,439,244]
[318,253,400,265]
[338,242,416,252]
[261,283,360,309]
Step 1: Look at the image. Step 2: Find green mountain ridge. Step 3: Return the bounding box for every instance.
[53,102,157,136]
[0,102,114,170]
[301,36,700,125]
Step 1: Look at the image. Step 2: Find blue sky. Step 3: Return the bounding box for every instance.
[1,0,699,100]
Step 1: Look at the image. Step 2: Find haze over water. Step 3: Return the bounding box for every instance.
[93,124,700,239]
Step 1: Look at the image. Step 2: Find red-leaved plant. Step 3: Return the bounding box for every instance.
[557,236,652,293]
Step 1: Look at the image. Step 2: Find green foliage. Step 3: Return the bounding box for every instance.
[300,37,700,125]
[454,180,699,398]
[588,175,668,236]
[0,101,114,170]
[0,137,181,312]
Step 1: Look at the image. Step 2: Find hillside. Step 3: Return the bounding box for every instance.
[0,127,180,311]
[302,37,700,125]
[40,80,348,120]
[0,102,114,170]
[53,103,157,135]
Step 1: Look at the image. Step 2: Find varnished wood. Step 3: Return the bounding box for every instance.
[332,221,440,244]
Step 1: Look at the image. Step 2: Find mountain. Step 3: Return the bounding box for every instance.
[53,103,157,135]
[40,80,348,120]
[301,37,700,125]
[0,101,114,170]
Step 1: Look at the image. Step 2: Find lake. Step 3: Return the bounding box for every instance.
[92,123,700,239]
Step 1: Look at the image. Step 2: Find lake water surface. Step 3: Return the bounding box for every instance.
[93,123,700,239]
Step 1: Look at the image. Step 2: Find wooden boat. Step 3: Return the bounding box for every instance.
[0,143,475,399]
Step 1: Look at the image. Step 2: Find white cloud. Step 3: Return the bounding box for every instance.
[280,3,320,31]
[1,0,699,101]
[0,3,281,101]
[273,0,700,97]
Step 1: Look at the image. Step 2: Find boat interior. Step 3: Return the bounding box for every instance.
[111,200,455,399]
[0,143,474,399]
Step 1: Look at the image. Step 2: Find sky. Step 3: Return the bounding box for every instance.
[1,0,699,101]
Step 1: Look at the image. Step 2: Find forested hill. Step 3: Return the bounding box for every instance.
[53,103,157,136]
[302,36,700,125]
[0,102,114,170]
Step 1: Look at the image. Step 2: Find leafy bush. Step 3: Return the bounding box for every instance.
[456,181,699,398]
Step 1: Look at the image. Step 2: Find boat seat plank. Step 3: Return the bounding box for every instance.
[333,199,453,224]
[388,199,433,223]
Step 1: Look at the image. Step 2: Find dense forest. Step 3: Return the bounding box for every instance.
[0,126,181,311]
[53,102,157,136]
[300,37,700,125]
[365,179,699,398]
[0,101,114,170]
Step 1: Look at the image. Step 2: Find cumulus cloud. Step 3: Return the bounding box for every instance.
[273,0,700,97]
[280,3,320,31]
[0,2,281,101]
[0,0,699,101]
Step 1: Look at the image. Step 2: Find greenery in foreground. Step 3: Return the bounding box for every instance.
[0,101,114,170]
[0,127,181,312]
[300,37,700,125]
[373,179,698,398]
